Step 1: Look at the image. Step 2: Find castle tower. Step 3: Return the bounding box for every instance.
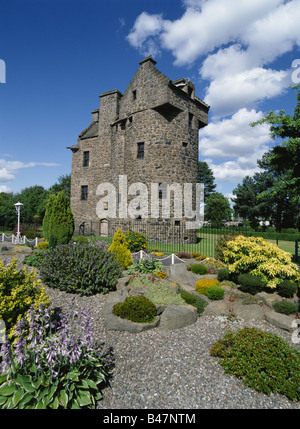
[68,56,209,242]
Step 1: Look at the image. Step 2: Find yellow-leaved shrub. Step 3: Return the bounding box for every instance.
[195,278,220,295]
[222,235,300,289]
[0,258,50,339]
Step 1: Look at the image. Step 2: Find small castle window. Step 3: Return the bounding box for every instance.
[81,185,88,200]
[132,90,137,101]
[182,142,188,147]
[137,142,144,159]
[175,221,181,226]
[83,151,89,167]
[104,202,108,210]
[189,113,194,128]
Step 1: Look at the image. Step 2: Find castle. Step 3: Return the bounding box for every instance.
[68,56,209,242]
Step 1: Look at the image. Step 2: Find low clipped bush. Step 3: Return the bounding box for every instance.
[237,273,265,295]
[273,301,298,315]
[218,268,229,282]
[0,258,50,340]
[210,327,300,401]
[207,286,224,301]
[179,288,208,315]
[125,230,148,252]
[36,241,49,250]
[112,296,157,323]
[219,280,237,288]
[276,280,298,298]
[38,242,122,296]
[195,278,220,295]
[190,264,208,275]
[191,252,201,258]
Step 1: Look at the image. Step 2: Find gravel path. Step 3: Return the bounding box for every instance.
[44,285,300,410]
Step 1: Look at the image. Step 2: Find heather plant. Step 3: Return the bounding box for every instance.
[210,327,300,401]
[38,242,122,295]
[206,285,224,301]
[273,301,298,315]
[0,258,50,340]
[113,296,157,323]
[0,303,107,409]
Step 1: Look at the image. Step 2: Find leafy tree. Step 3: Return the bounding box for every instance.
[42,191,74,245]
[14,186,49,224]
[49,174,71,200]
[0,192,16,228]
[204,192,232,228]
[251,85,300,228]
[198,161,217,199]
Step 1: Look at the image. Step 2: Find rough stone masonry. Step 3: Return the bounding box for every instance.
[68,56,209,242]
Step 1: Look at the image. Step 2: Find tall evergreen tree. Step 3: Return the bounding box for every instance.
[198,161,217,199]
[42,191,74,245]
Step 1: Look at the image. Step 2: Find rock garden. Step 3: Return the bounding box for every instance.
[1,229,300,408]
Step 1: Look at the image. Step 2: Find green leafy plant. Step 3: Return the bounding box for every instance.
[0,303,107,409]
[218,268,229,282]
[38,242,122,295]
[273,301,298,315]
[24,250,47,267]
[190,264,208,275]
[113,296,157,323]
[126,257,163,275]
[210,327,300,401]
[207,286,224,301]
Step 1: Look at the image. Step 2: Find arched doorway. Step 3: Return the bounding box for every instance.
[100,219,108,237]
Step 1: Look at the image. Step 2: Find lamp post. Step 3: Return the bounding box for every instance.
[14,202,23,244]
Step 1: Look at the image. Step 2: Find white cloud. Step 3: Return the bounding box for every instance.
[0,159,59,186]
[0,185,13,193]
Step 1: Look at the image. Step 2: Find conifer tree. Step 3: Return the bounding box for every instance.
[108,228,133,269]
[42,191,74,245]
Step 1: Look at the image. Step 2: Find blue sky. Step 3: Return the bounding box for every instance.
[0,0,299,203]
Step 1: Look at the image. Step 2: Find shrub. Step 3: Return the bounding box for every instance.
[177,252,191,259]
[197,257,226,268]
[195,278,220,295]
[38,242,122,295]
[214,233,242,261]
[0,258,50,340]
[273,301,298,315]
[125,230,148,252]
[191,264,208,275]
[191,252,201,258]
[206,266,218,274]
[276,280,298,298]
[0,303,107,409]
[42,191,74,245]
[108,229,133,270]
[219,280,237,288]
[221,235,300,289]
[49,234,58,248]
[218,268,229,282]
[195,255,209,261]
[210,327,300,401]
[113,296,157,323]
[24,250,47,267]
[126,257,163,275]
[179,288,208,315]
[207,286,225,301]
[237,273,265,295]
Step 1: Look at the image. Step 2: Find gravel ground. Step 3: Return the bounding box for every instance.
[44,285,300,410]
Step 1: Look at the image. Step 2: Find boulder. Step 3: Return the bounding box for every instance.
[159,305,198,330]
[202,301,229,317]
[265,311,295,332]
[234,303,265,321]
[256,292,280,308]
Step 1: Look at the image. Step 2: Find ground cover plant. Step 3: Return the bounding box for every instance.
[0,303,107,409]
[179,287,208,315]
[210,327,300,401]
[0,258,50,340]
[126,257,163,275]
[38,241,122,296]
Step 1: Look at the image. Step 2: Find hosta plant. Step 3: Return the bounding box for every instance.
[126,257,163,275]
[0,303,107,409]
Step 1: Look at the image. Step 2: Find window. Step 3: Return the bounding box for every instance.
[132,90,137,101]
[83,151,89,167]
[137,142,144,159]
[175,220,181,226]
[158,183,167,200]
[182,142,188,147]
[81,185,88,200]
[189,113,194,128]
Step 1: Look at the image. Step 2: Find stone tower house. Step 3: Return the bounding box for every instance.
[68,56,209,242]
